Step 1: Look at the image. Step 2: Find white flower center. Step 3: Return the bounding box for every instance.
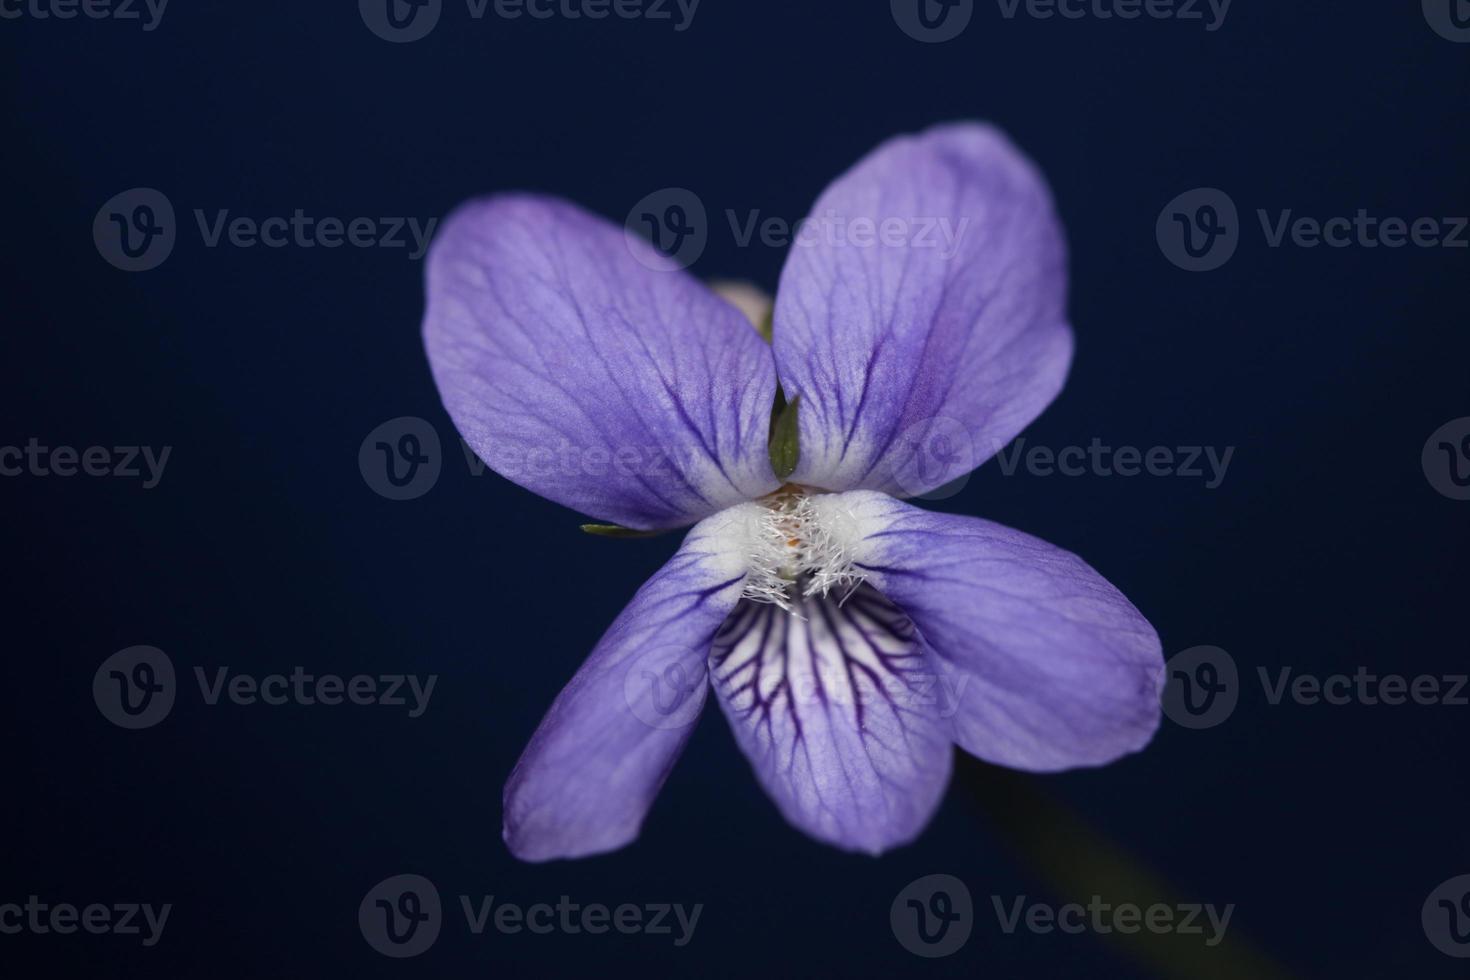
[740,485,865,613]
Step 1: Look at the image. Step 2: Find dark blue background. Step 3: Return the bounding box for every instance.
[3,1,1467,977]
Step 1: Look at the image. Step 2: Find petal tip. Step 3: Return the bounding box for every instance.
[501,811,642,864]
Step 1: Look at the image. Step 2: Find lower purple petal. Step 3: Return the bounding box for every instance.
[503,506,756,861]
[709,585,954,855]
[829,491,1163,772]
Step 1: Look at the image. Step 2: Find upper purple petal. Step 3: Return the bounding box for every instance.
[424,194,781,530]
[502,505,756,861]
[823,491,1163,772]
[772,123,1074,497]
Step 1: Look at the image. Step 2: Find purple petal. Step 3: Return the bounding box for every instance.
[772,123,1074,497]
[503,506,756,861]
[424,194,781,530]
[825,491,1162,771]
[709,585,953,855]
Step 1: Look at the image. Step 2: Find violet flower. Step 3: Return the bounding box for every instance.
[423,123,1163,860]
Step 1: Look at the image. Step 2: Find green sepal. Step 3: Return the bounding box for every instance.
[579,524,666,539]
[768,390,800,481]
[755,308,774,344]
